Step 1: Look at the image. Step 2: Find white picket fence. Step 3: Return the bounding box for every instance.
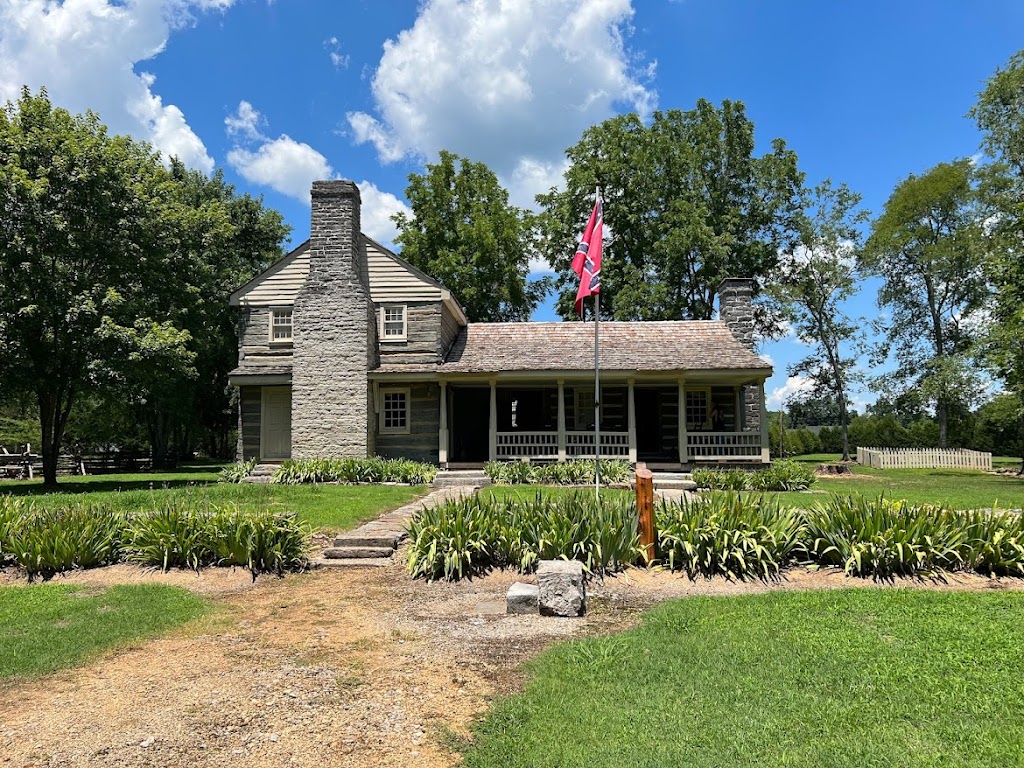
[857,447,992,470]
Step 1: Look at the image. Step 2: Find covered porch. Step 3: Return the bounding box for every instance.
[437,375,769,468]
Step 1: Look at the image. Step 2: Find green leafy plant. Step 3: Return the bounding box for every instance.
[692,460,816,492]
[219,458,257,483]
[657,492,804,580]
[691,467,750,491]
[406,491,641,581]
[804,496,970,578]
[484,459,632,485]
[271,457,437,485]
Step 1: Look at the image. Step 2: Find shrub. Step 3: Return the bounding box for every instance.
[692,461,815,492]
[804,496,971,578]
[485,459,632,486]
[406,491,642,580]
[960,508,1024,577]
[657,492,804,580]
[271,457,436,485]
[1,500,128,580]
[219,458,257,483]
[0,496,309,580]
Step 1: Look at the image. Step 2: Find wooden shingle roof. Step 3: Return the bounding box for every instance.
[374,321,771,375]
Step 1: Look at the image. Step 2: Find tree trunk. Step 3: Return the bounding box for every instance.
[37,387,75,488]
[148,411,171,471]
[838,391,851,462]
[937,400,948,449]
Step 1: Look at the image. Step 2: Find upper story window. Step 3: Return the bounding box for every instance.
[380,305,407,341]
[270,309,293,342]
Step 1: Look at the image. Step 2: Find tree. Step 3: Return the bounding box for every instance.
[392,151,545,322]
[772,181,868,460]
[970,51,1024,423]
[860,160,987,448]
[0,88,286,482]
[787,395,858,428]
[0,88,188,485]
[535,100,804,327]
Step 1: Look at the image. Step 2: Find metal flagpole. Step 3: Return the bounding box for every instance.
[594,292,600,500]
[594,186,601,501]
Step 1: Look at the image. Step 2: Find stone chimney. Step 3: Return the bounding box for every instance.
[717,277,761,433]
[717,278,755,351]
[291,180,376,458]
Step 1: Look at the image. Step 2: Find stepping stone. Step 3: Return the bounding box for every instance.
[323,546,394,559]
[333,533,403,548]
[506,582,539,615]
[537,560,586,617]
[311,557,394,569]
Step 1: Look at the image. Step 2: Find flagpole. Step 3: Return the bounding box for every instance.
[594,186,601,501]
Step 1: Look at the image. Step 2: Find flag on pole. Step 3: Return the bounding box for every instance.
[572,194,603,317]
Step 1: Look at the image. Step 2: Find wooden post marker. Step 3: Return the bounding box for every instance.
[635,466,655,565]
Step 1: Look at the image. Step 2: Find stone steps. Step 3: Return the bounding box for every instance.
[433,470,489,489]
[240,463,279,484]
[652,472,696,491]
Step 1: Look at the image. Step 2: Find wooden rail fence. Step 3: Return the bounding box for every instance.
[857,447,992,471]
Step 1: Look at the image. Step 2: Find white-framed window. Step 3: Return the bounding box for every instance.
[379,305,407,341]
[270,308,293,342]
[380,388,410,434]
[686,388,710,429]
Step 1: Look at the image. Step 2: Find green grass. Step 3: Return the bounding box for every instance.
[464,589,1024,768]
[0,583,206,680]
[771,466,1024,510]
[0,469,425,533]
[481,485,633,504]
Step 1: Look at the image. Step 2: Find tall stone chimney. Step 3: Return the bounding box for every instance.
[291,180,375,458]
[717,277,761,433]
[717,278,755,351]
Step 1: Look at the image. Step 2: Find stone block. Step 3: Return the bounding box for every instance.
[506,582,539,615]
[537,560,586,617]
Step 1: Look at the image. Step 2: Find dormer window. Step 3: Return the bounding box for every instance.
[380,305,407,341]
[270,309,293,342]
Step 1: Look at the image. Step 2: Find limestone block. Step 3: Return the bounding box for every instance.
[506,582,539,615]
[537,560,586,617]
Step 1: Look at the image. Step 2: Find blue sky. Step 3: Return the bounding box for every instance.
[2,0,1021,411]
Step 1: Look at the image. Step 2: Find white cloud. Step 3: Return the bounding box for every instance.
[0,0,230,173]
[225,102,409,248]
[759,353,775,366]
[767,376,814,410]
[357,180,412,249]
[348,0,655,206]
[324,36,350,69]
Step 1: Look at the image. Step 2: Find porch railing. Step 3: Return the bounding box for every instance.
[566,431,629,459]
[496,432,559,460]
[687,431,763,460]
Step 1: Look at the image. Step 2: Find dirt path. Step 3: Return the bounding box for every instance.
[2,559,1023,768]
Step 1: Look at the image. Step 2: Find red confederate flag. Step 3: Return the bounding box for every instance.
[572,194,603,317]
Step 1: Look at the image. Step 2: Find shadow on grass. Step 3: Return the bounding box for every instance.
[0,464,223,497]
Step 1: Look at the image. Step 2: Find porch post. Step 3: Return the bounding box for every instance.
[488,379,497,462]
[438,380,448,468]
[759,380,770,463]
[557,379,566,462]
[627,379,637,464]
[678,379,688,464]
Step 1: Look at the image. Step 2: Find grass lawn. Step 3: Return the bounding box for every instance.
[463,589,1024,768]
[0,467,426,533]
[771,466,1024,510]
[0,583,206,681]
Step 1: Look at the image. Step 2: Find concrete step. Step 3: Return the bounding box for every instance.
[323,545,395,559]
[654,479,698,491]
[311,557,394,569]
[240,475,272,484]
[333,532,404,549]
[433,470,489,488]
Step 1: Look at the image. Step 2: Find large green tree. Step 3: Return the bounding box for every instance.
[860,159,987,448]
[0,88,286,483]
[970,50,1024,415]
[772,181,869,460]
[536,100,804,327]
[392,151,545,322]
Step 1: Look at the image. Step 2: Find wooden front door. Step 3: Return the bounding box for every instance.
[261,387,292,460]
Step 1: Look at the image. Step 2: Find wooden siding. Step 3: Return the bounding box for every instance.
[238,306,293,365]
[236,246,310,306]
[378,301,444,365]
[375,382,440,464]
[366,242,443,302]
[439,301,461,359]
[239,387,262,461]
